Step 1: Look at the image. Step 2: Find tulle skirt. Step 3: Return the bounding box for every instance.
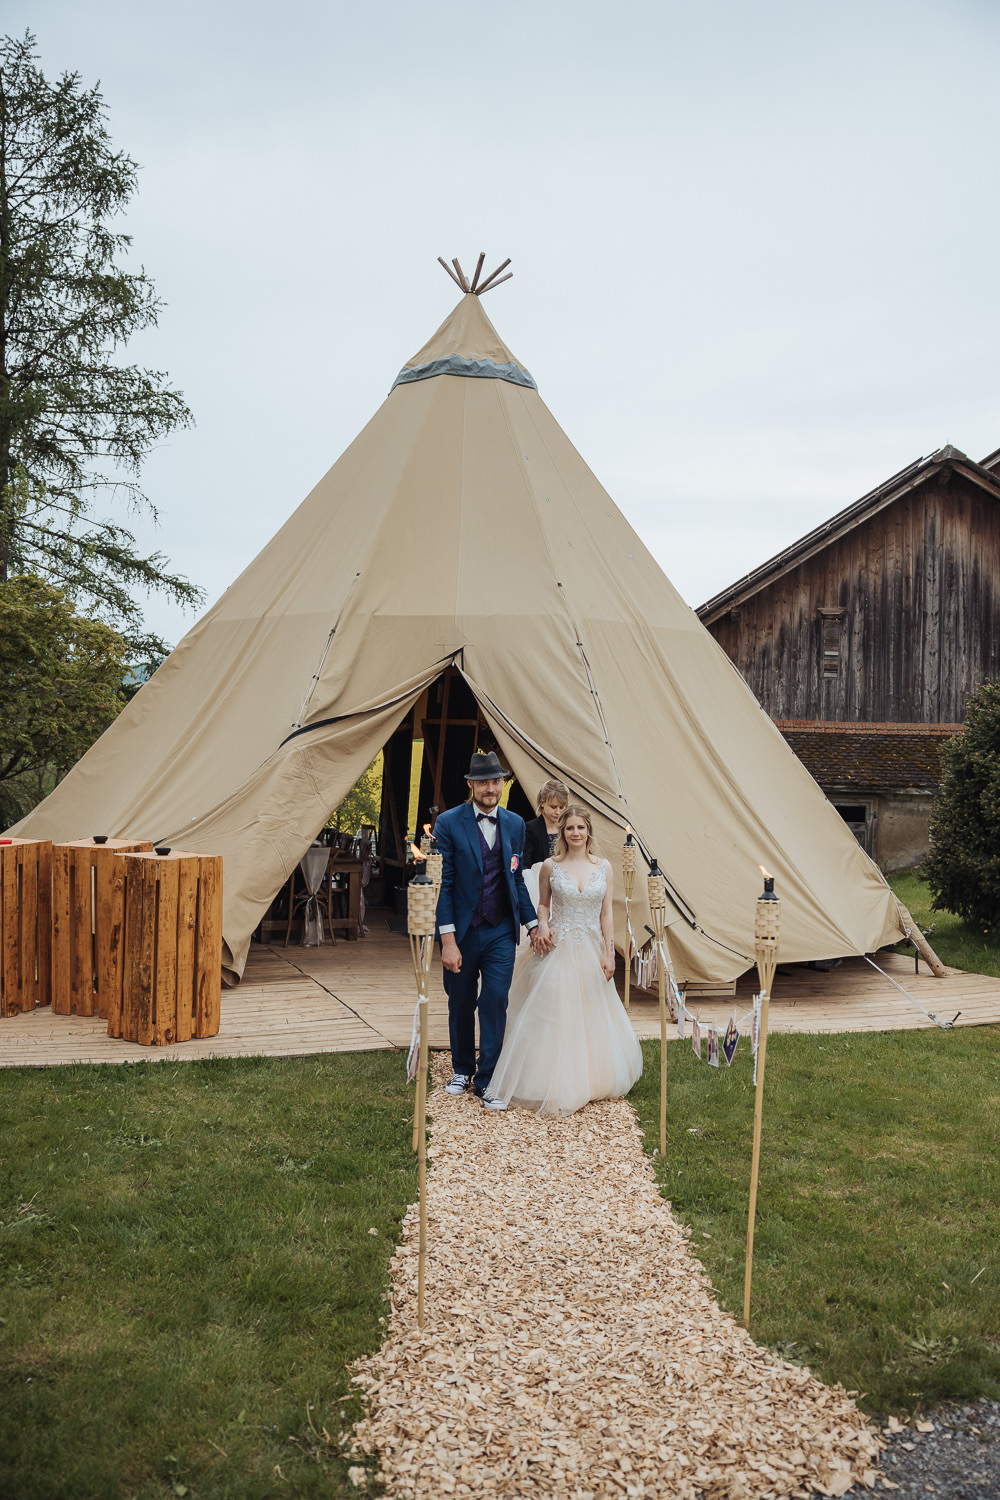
[492,901,643,1117]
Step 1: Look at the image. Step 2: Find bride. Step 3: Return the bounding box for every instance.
[490,804,643,1116]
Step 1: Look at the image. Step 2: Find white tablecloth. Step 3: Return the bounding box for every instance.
[298,846,330,946]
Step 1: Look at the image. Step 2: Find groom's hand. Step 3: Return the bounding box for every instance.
[440,933,462,973]
[530,924,553,954]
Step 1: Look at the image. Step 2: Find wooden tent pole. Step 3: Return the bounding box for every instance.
[894,901,947,977]
[437,256,464,289]
[477,258,511,293]
[478,272,513,294]
[383,740,404,863]
[431,670,452,812]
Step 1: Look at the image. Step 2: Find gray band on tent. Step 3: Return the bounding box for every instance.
[391,355,537,392]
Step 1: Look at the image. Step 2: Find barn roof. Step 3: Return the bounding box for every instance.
[698,445,1000,626]
[775,721,961,794]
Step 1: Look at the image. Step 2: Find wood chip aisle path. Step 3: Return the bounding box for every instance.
[352,1060,882,1500]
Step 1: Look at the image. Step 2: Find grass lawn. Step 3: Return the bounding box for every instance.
[3,878,998,1492]
[633,1023,1000,1416]
[889,869,1000,978]
[0,1052,416,1500]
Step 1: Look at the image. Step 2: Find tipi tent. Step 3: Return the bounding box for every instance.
[13,266,907,983]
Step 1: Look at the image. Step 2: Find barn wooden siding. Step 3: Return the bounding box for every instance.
[706,473,1000,722]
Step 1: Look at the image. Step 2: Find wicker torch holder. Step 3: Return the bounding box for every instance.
[425,851,443,892]
[754,896,781,998]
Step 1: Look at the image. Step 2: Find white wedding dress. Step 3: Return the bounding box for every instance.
[491,860,643,1116]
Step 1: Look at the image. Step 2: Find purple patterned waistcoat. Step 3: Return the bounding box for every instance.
[470,817,510,928]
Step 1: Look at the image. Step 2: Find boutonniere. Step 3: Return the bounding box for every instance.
[510,854,519,873]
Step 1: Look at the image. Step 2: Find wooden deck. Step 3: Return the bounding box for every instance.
[0,911,997,1068]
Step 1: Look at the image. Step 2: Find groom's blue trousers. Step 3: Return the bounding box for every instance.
[443,916,517,1096]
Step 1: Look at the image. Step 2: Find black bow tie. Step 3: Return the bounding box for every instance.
[476,812,497,823]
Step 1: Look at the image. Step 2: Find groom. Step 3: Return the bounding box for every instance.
[435,751,543,1109]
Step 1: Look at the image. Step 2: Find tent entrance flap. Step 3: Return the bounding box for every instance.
[459,673,693,968]
[385,665,547,863]
[178,672,439,986]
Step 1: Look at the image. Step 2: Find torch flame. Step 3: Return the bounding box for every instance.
[759,865,772,879]
[410,843,426,861]
[423,823,432,836]
[625,823,631,838]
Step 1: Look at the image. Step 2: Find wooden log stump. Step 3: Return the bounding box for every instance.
[0,838,53,1015]
[107,850,222,1045]
[52,839,153,1017]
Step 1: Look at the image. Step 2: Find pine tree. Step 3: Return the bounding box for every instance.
[925,679,1000,933]
[0,31,200,661]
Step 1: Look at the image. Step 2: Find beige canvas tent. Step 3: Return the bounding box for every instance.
[12,270,908,983]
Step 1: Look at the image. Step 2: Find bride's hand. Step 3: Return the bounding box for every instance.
[601,953,615,981]
[533,921,554,954]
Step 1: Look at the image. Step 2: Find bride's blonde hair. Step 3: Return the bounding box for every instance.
[553,804,598,860]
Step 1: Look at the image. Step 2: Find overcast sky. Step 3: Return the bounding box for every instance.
[13,0,1000,646]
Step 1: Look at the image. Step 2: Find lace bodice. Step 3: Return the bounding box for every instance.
[549,860,607,943]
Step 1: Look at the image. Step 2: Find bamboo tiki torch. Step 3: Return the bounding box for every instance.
[407,850,437,1329]
[743,868,781,1326]
[424,825,443,893]
[647,859,669,1156]
[409,832,441,1155]
[622,827,636,1012]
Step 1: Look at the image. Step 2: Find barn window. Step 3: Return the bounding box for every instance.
[818,607,846,680]
[832,799,875,855]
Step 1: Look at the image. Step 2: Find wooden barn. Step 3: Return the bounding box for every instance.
[698,444,1000,870]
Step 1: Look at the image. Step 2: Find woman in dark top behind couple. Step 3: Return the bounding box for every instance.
[434,755,641,1116]
[523,777,571,867]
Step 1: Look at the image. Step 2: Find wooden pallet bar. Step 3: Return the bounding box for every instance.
[52,838,153,1017]
[0,839,53,1016]
[107,849,223,1046]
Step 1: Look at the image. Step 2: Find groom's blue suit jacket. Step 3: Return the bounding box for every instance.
[434,802,537,946]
